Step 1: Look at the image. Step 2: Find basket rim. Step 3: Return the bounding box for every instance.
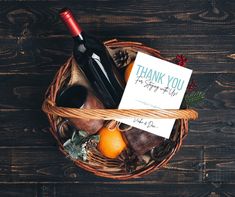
[42,99,198,120]
[42,39,197,180]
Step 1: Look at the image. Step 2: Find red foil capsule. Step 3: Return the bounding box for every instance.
[59,8,82,37]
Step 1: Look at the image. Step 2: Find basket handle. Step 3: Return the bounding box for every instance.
[42,99,198,120]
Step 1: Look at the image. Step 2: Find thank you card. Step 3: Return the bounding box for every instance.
[118,52,192,139]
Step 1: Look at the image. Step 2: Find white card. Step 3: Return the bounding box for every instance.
[118,52,192,139]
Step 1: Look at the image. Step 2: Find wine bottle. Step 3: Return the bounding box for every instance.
[59,8,125,108]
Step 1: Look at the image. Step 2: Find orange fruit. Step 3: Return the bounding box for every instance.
[98,126,126,159]
[124,61,135,82]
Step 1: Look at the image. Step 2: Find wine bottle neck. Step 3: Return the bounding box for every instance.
[59,8,83,38]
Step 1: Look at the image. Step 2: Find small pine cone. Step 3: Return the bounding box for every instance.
[118,149,139,173]
[150,139,175,161]
[113,50,129,68]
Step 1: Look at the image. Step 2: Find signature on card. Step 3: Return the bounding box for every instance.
[133,118,158,129]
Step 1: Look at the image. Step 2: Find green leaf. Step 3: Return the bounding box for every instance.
[79,130,89,138]
[91,135,100,143]
[63,130,99,161]
[185,91,205,107]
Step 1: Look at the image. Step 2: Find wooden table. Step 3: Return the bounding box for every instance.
[0,0,234,196]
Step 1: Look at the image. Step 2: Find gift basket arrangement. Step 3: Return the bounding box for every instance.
[42,8,202,180]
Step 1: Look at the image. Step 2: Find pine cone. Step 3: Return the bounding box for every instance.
[113,50,129,68]
[150,139,175,161]
[118,148,139,173]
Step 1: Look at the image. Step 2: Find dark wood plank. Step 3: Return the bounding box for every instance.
[0,74,51,109]
[0,36,234,74]
[0,184,56,197]
[37,184,55,197]
[204,146,235,183]
[0,38,70,75]
[205,171,235,183]
[0,183,234,197]
[185,109,235,146]
[0,110,55,146]
[205,146,235,161]
[0,184,36,197]
[0,0,234,74]
[54,183,235,197]
[0,149,11,182]
[0,146,202,183]
[0,144,231,184]
[0,0,234,195]
[0,0,235,37]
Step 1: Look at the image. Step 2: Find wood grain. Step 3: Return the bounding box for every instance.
[0,184,37,197]
[0,74,51,109]
[0,144,233,184]
[0,183,234,197]
[52,183,235,197]
[0,0,234,74]
[204,146,235,183]
[0,36,234,74]
[0,0,234,37]
[185,109,235,146]
[0,146,202,183]
[0,0,234,196]
[0,110,54,146]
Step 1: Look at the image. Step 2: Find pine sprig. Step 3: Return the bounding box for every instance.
[184,91,205,107]
[63,131,99,161]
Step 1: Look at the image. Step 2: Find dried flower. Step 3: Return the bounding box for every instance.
[175,54,188,67]
[187,80,198,92]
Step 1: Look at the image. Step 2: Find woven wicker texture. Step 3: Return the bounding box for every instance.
[42,39,198,180]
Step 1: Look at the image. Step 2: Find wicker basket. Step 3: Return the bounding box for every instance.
[42,39,198,180]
